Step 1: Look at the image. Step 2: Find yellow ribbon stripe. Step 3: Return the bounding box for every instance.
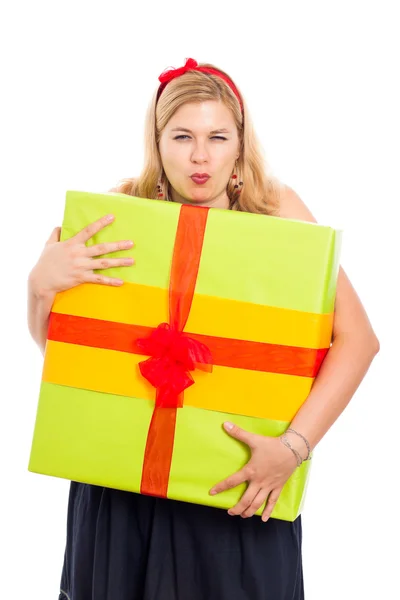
[43,340,314,423]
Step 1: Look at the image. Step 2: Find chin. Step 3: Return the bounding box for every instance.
[188,188,211,202]
[173,184,212,205]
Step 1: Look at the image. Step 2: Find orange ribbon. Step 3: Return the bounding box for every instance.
[139,204,211,496]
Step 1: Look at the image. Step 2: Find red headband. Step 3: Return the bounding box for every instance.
[157,57,243,112]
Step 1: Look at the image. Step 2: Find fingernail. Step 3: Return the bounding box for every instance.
[228,510,235,516]
[224,422,234,431]
[106,214,114,221]
[209,489,217,496]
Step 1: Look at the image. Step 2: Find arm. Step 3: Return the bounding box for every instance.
[27,273,56,356]
[210,185,379,520]
[27,227,60,356]
[278,185,380,456]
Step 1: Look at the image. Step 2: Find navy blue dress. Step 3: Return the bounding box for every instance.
[58,482,304,600]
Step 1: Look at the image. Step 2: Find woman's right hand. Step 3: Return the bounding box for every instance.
[30,213,134,296]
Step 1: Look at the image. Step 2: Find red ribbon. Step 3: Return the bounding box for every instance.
[158,58,199,84]
[137,204,212,409]
[48,312,329,379]
[137,323,212,409]
[138,204,211,497]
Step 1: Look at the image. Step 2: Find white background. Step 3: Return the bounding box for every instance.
[1,0,398,598]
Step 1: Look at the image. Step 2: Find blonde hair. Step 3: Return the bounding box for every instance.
[117,63,281,215]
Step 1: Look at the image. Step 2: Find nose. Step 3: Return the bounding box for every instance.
[191,141,209,164]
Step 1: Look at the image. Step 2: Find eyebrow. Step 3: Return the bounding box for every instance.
[171,127,230,134]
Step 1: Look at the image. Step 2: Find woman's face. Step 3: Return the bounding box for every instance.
[158,101,240,209]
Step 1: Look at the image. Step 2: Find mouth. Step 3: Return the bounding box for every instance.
[191,173,210,185]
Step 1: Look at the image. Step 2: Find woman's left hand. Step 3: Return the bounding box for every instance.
[209,422,300,522]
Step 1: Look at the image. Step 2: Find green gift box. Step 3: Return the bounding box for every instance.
[28,191,341,520]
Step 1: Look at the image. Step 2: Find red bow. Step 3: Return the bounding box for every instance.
[138,323,212,408]
[157,57,243,112]
[158,58,199,84]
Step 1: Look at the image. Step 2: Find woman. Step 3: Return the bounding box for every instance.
[28,58,380,600]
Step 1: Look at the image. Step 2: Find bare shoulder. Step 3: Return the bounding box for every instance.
[278,184,379,346]
[277,184,318,223]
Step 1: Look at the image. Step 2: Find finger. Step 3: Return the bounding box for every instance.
[228,484,261,517]
[72,214,115,245]
[261,487,283,523]
[86,239,134,258]
[223,422,255,447]
[241,488,269,519]
[46,227,61,245]
[209,468,247,495]
[89,256,135,270]
[84,272,125,287]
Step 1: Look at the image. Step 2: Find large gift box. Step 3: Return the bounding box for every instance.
[28,191,342,521]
